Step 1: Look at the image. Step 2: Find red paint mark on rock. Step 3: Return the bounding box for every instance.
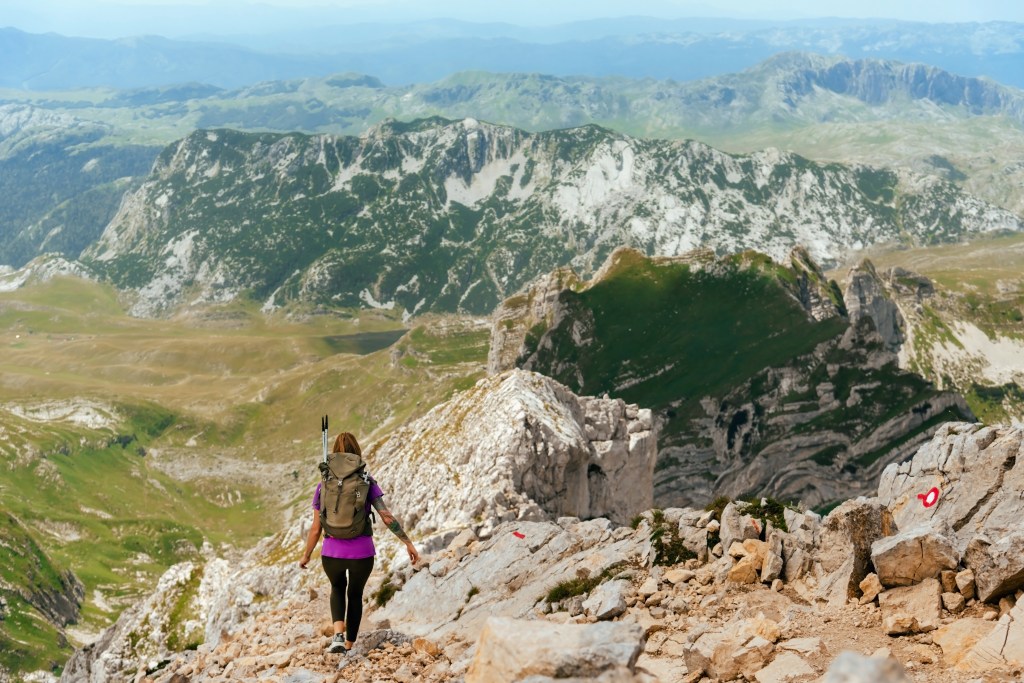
[512,531,525,539]
[917,487,940,508]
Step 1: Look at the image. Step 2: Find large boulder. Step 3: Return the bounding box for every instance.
[964,530,1024,603]
[877,423,1024,552]
[814,499,894,605]
[878,577,942,635]
[869,524,959,587]
[465,617,645,682]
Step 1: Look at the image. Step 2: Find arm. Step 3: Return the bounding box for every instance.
[371,495,419,564]
[299,509,322,568]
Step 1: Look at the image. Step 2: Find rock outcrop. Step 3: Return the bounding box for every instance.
[843,260,907,353]
[877,422,1024,601]
[491,249,973,511]
[367,369,657,537]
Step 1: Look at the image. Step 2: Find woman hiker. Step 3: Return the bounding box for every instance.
[299,431,420,654]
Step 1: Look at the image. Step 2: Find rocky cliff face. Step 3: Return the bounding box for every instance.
[366,369,657,538]
[491,248,972,510]
[83,117,1020,317]
[838,256,1024,421]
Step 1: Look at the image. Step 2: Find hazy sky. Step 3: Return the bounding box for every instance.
[4,0,1024,39]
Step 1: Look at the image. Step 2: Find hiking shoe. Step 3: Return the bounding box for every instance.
[326,634,347,653]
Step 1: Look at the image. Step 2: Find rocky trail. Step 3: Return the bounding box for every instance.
[56,374,1024,683]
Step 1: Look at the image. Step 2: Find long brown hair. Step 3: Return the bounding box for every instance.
[333,432,362,455]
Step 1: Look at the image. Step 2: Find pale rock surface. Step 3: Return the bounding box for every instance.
[60,563,200,683]
[877,423,1024,554]
[369,370,657,537]
[583,579,631,620]
[878,577,942,635]
[964,530,1024,603]
[820,651,912,682]
[465,617,645,683]
[869,523,959,587]
[956,568,976,600]
[942,591,967,614]
[859,573,884,604]
[753,651,816,683]
[813,498,893,605]
[932,618,997,667]
[720,502,761,552]
[377,518,649,643]
[957,598,1024,671]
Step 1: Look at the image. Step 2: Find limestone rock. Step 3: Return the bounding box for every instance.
[379,518,649,644]
[728,557,759,584]
[582,580,630,621]
[370,370,658,536]
[956,568,976,600]
[663,569,695,586]
[753,651,815,683]
[932,619,995,667]
[877,423,1024,553]
[956,599,1024,671]
[821,651,912,682]
[761,531,784,583]
[778,638,824,656]
[941,592,966,614]
[685,629,774,682]
[964,530,1024,603]
[870,524,959,587]
[814,498,893,605]
[858,573,883,605]
[720,502,761,553]
[465,617,645,683]
[878,578,941,635]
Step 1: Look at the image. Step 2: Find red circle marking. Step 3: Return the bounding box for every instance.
[917,487,940,508]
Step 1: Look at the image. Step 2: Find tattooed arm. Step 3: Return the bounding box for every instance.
[371,496,420,564]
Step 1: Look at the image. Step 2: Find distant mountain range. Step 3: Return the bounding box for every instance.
[4,20,1024,89]
[78,118,1019,317]
[4,52,1024,272]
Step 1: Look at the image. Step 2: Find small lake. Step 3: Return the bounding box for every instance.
[320,329,407,355]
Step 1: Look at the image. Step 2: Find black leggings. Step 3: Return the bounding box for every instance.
[320,556,374,642]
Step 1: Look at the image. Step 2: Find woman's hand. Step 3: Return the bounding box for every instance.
[406,541,420,565]
[299,552,312,569]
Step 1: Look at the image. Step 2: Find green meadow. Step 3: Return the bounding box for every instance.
[0,276,488,677]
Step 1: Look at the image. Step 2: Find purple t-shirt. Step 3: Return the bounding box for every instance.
[313,480,384,559]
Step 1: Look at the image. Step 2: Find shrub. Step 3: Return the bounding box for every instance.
[648,509,696,566]
[543,561,626,604]
[372,578,398,607]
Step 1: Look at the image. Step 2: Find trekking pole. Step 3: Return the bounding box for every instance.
[322,415,329,464]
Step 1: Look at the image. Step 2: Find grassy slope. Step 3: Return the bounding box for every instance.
[0,276,488,678]
[527,251,847,435]
[835,232,1024,421]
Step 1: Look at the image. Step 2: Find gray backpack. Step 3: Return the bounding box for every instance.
[318,451,374,539]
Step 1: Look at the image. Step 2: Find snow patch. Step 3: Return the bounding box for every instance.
[359,288,395,310]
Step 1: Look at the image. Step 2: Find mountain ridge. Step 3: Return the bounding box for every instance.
[76,117,1022,318]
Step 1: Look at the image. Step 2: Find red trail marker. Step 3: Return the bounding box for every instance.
[917,487,940,508]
